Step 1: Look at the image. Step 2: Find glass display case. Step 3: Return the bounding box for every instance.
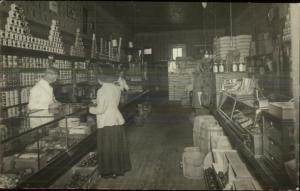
[0,103,94,187]
[218,93,263,157]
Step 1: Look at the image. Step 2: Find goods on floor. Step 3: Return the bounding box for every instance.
[182,147,205,179]
[193,115,224,155]
[207,149,262,190]
[168,58,198,102]
[168,73,191,101]
[210,135,232,150]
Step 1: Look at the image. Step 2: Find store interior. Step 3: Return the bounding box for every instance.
[0,1,299,190]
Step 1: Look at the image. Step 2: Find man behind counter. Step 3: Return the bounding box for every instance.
[28,68,61,110]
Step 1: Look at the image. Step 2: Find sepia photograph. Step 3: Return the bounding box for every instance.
[0,1,299,190]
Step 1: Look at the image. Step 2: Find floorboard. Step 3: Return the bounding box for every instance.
[92,97,209,190]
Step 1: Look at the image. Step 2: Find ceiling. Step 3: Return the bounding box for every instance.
[97,1,250,33]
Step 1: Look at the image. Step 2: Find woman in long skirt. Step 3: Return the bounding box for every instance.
[89,65,131,178]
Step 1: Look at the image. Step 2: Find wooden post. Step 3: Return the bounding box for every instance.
[290,3,300,188]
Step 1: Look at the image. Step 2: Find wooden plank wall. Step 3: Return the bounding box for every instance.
[134,28,225,61]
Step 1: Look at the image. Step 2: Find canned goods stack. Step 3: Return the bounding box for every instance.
[91,33,98,59]
[74,61,87,69]
[52,60,72,84]
[20,87,31,104]
[53,60,72,69]
[75,72,88,83]
[0,90,20,119]
[70,28,85,58]
[0,55,18,68]
[0,4,65,54]
[20,57,49,68]
[0,90,19,107]
[20,72,44,86]
[48,20,65,54]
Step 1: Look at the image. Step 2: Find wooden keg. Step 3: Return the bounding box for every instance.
[182,147,205,179]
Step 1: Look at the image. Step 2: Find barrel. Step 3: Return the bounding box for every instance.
[182,147,205,179]
[210,135,232,150]
[193,115,219,149]
[200,121,224,155]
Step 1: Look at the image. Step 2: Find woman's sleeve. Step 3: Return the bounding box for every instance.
[89,89,108,115]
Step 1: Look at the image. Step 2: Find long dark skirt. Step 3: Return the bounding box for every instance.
[97,125,131,175]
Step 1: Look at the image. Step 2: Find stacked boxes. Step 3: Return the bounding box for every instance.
[257,33,273,55]
[168,73,190,101]
[235,35,252,63]
[70,28,85,57]
[48,20,65,54]
[214,35,252,62]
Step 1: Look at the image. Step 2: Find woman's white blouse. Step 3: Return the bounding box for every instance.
[89,83,125,128]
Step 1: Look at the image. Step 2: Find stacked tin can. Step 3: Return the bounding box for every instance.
[283,8,291,42]
[70,28,85,57]
[0,3,30,48]
[48,20,65,54]
[91,33,98,59]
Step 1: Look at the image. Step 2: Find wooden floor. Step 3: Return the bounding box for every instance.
[92,97,209,190]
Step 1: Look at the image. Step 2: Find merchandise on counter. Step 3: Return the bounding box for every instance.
[268,102,295,120]
[69,124,91,135]
[77,152,97,167]
[226,77,257,96]
[14,152,47,173]
[58,117,80,128]
[0,174,20,189]
[70,28,85,57]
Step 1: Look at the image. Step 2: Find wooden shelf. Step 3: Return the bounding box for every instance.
[1,46,86,61]
[246,53,273,59]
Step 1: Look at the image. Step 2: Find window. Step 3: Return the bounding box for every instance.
[172,47,182,60]
[144,48,152,55]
